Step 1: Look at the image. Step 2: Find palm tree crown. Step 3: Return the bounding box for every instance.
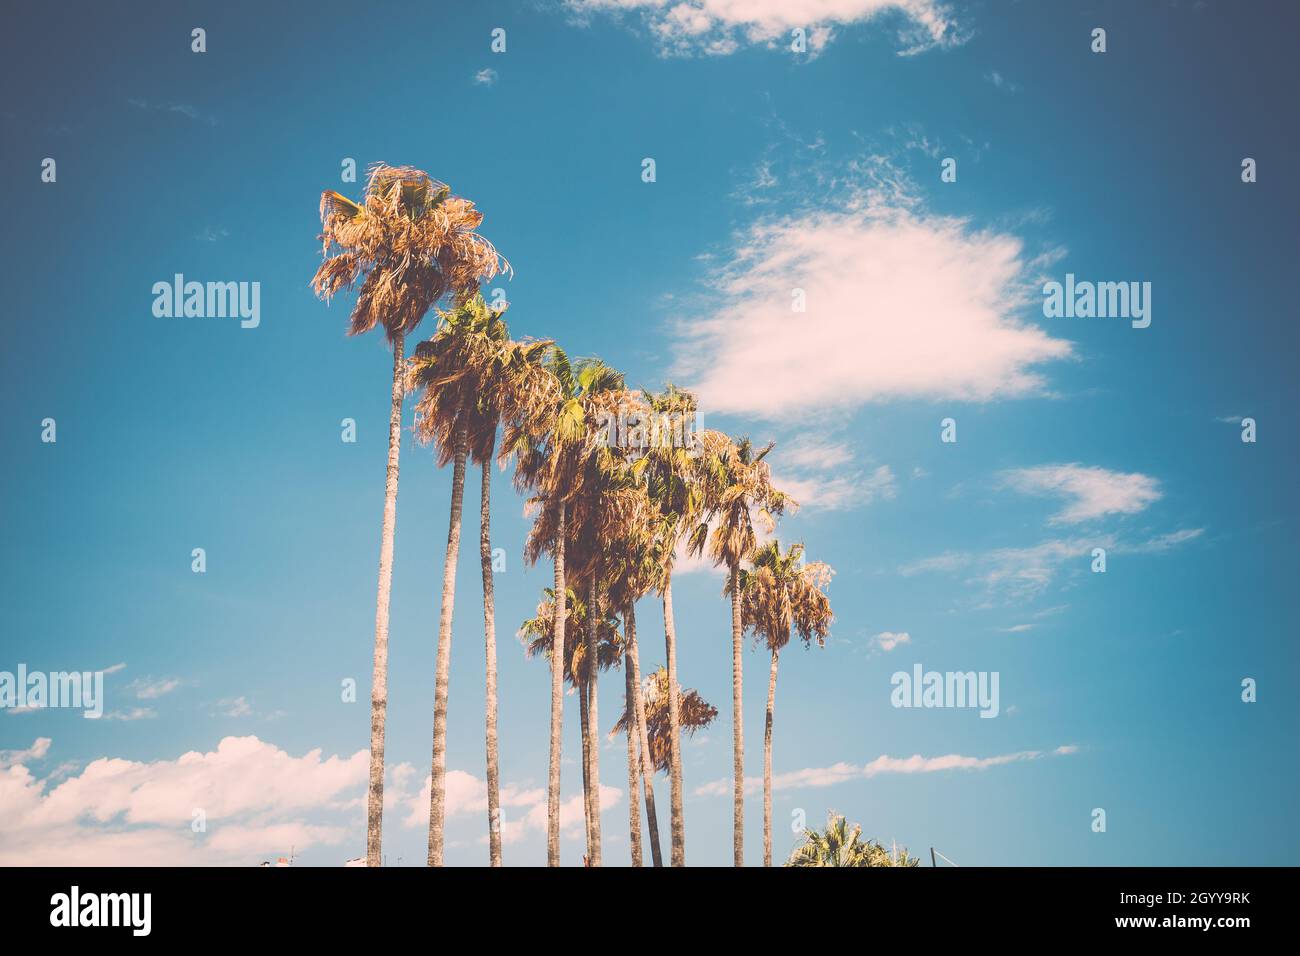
[612,667,717,774]
[786,813,920,867]
[313,164,507,339]
[735,541,834,654]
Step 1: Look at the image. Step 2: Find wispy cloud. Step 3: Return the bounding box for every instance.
[1000,464,1162,524]
[902,529,1204,602]
[472,68,498,86]
[872,630,911,652]
[777,463,897,512]
[214,696,253,718]
[396,768,618,846]
[128,98,217,126]
[984,70,1019,93]
[104,707,157,721]
[694,744,1078,796]
[128,677,183,700]
[565,0,969,58]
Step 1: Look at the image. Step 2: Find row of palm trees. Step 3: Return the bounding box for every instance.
[312,164,836,866]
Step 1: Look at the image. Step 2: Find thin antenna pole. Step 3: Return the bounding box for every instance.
[931,846,937,867]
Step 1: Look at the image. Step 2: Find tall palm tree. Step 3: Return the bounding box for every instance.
[409,295,549,865]
[689,433,792,867]
[641,385,706,866]
[735,541,833,866]
[520,584,622,859]
[594,412,663,866]
[786,813,919,867]
[562,388,658,865]
[312,164,506,866]
[504,348,623,864]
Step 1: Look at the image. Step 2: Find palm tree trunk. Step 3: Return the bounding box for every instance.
[579,652,592,856]
[729,562,745,867]
[625,603,663,866]
[623,643,642,867]
[366,330,404,867]
[546,502,566,866]
[427,419,467,866]
[585,577,602,865]
[662,575,685,866]
[480,453,502,867]
[763,645,780,867]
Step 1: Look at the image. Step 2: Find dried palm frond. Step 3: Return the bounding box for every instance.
[611,666,716,773]
[312,163,510,341]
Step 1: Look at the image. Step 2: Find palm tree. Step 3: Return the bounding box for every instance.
[786,813,920,867]
[562,388,659,865]
[641,384,707,866]
[735,541,833,866]
[593,413,663,866]
[311,163,506,867]
[613,667,717,775]
[520,584,622,859]
[408,295,550,865]
[504,348,624,865]
[690,433,792,867]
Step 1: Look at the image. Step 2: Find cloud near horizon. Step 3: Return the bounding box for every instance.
[0,735,365,865]
[694,744,1078,797]
[398,768,619,846]
[0,735,621,864]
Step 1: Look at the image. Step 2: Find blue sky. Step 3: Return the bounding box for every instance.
[2,0,1297,865]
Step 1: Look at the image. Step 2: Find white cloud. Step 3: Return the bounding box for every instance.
[400,770,618,846]
[872,630,911,652]
[695,744,1077,796]
[0,736,365,865]
[984,70,1019,93]
[0,737,51,768]
[105,707,157,721]
[215,696,253,718]
[675,204,1072,420]
[902,529,1203,602]
[780,436,855,470]
[128,98,216,126]
[128,677,182,700]
[0,736,626,864]
[1000,464,1162,524]
[776,463,897,511]
[566,0,968,58]
[473,68,498,86]
[1127,528,1204,553]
